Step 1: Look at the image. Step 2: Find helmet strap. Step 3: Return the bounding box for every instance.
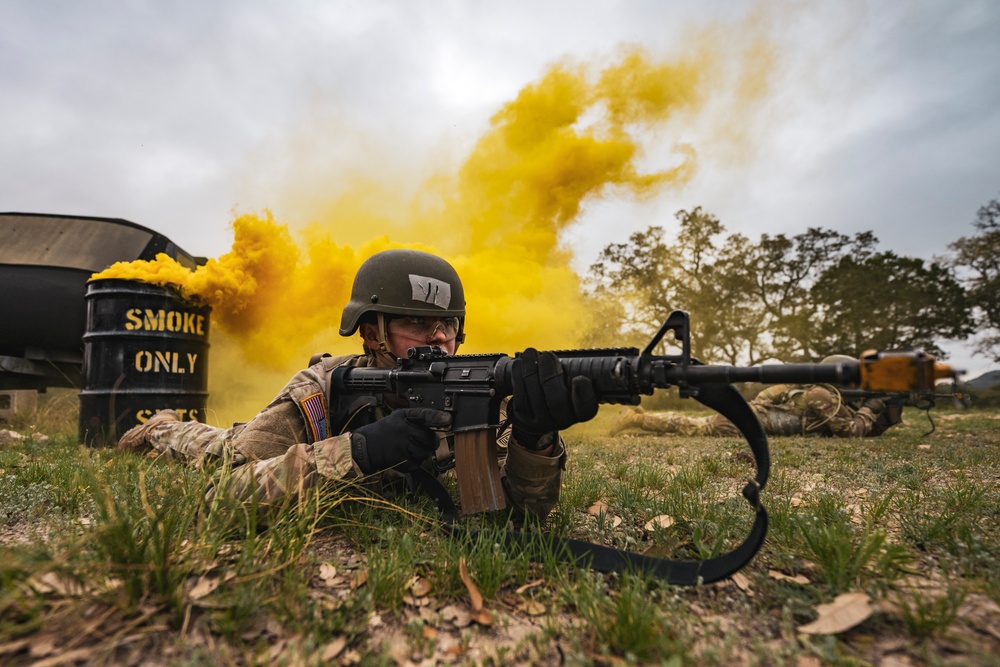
[375,313,389,353]
[368,313,398,367]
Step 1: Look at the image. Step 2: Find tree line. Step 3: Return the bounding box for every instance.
[584,194,1000,366]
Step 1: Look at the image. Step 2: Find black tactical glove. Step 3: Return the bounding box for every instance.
[509,348,599,450]
[350,408,452,475]
[870,401,904,436]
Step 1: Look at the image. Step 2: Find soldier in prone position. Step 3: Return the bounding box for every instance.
[117,249,597,520]
[609,356,901,439]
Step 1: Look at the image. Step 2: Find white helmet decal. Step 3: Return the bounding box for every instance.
[409,274,452,309]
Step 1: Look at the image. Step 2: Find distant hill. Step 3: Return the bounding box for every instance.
[965,370,1000,391]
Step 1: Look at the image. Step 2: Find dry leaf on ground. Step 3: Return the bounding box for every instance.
[515,578,545,594]
[798,592,872,635]
[321,637,346,660]
[441,603,472,628]
[731,572,753,595]
[459,557,483,611]
[408,575,432,597]
[644,514,675,531]
[188,574,221,601]
[520,599,547,616]
[588,501,623,527]
[768,570,810,585]
[472,608,494,626]
[587,501,609,515]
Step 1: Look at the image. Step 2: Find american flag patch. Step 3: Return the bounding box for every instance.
[300,393,329,442]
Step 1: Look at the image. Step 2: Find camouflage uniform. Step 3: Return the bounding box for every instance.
[139,351,565,519]
[127,248,572,521]
[612,384,888,438]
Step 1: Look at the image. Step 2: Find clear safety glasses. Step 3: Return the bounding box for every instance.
[388,316,461,342]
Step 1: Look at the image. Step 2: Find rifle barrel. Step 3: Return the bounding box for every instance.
[665,362,860,386]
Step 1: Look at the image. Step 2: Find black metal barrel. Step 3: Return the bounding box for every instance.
[78,279,210,446]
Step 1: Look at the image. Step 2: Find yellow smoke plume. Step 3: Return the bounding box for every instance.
[93,43,768,424]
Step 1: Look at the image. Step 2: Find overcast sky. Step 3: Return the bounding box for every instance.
[3,0,999,375]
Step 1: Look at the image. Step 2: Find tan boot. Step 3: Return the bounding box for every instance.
[608,406,645,436]
[117,410,180,453]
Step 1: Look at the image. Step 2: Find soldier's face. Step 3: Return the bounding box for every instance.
[386,318,458,356]
[360,319,458,358]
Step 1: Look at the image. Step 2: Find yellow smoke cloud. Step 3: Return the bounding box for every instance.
[436,52,703,261]
[93,43,769,424]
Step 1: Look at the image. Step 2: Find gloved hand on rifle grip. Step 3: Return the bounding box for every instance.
[350,408,451,475]
[509,348,599,450]
[883,402,904,426]
[870,400,904,436]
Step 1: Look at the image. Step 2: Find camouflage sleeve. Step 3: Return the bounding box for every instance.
[857,398,892,437]
[753,384,788,405]
[867,399,903,436]
[502,436,566,520]
[207,434,362,515]
[496,395,565,520]
[646,412,728,436]
[802,385,881,437]
[145,418,232,465]
[231,399,309,462]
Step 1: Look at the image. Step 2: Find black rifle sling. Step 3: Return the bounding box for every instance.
[421,382,771,586]
[407,466,460,522]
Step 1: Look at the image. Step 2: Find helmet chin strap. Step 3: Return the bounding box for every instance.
[367,313,399,368]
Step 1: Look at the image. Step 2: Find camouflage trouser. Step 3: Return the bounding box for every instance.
[631,411,733,437]
[143,419,355,509]
[633,385,882,438]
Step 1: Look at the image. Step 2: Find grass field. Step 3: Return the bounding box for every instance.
[1,391,998,666]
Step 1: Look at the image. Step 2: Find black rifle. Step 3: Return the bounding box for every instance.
[328,310,955,585]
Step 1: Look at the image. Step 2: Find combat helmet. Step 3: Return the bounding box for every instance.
[821,354,855,365]
[340,249,467,349]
